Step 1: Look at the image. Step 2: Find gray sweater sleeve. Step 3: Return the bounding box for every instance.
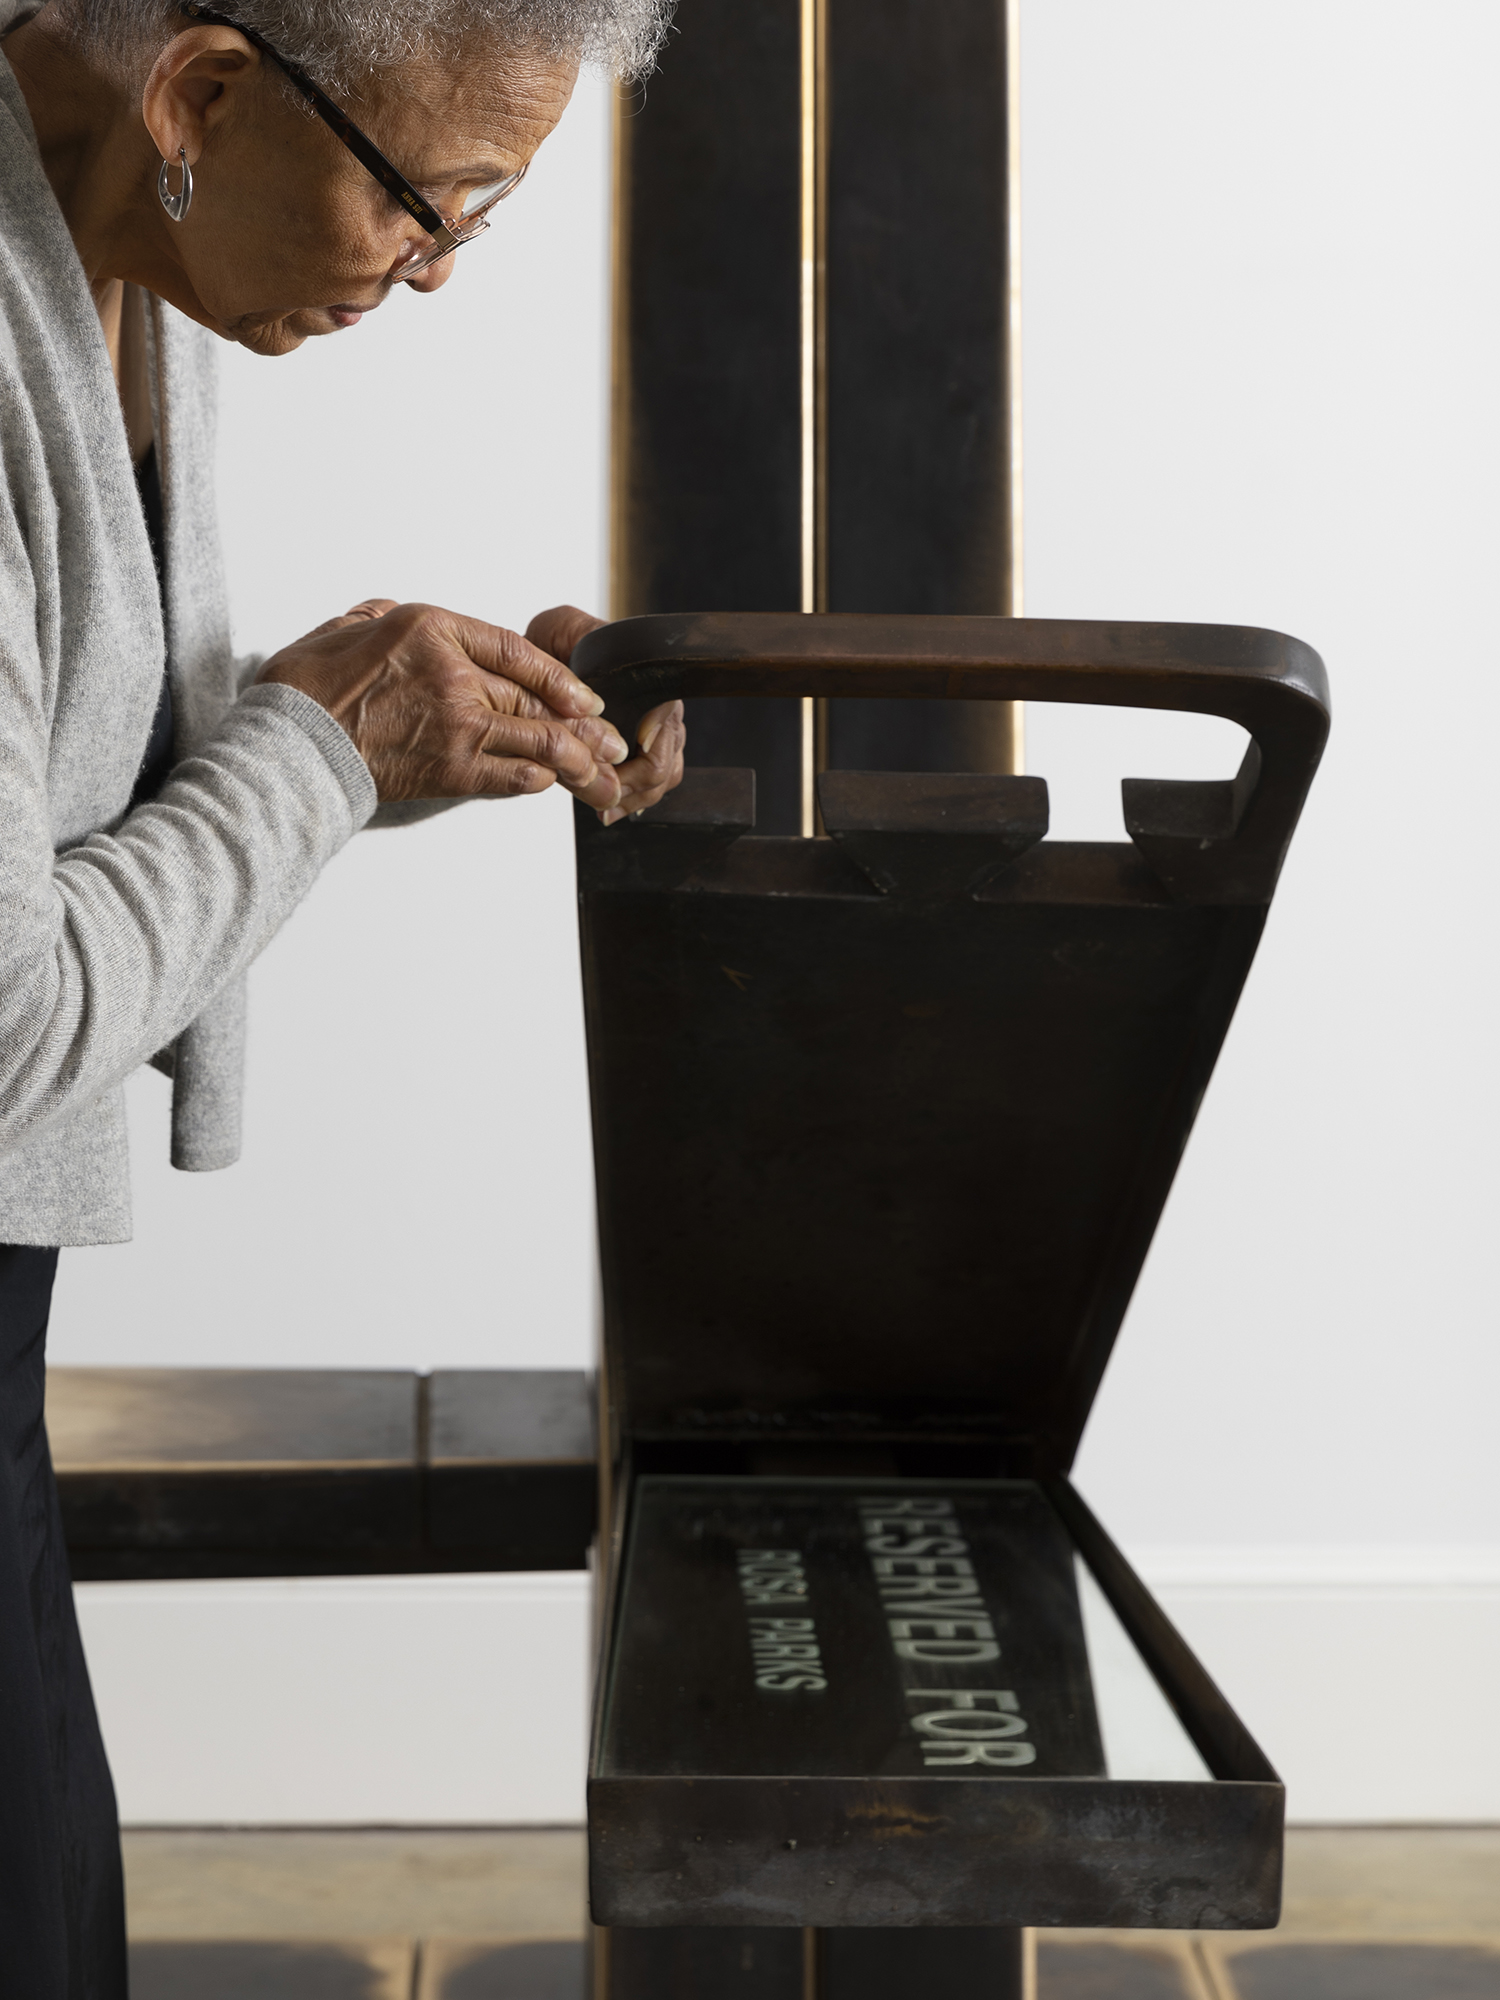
[0,61,384,1227]
[0,646,376,1153]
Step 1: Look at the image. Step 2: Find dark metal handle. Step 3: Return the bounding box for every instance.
[573,612,1330,906]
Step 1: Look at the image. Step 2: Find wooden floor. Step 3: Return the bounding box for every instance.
[122,1826,1500,1997]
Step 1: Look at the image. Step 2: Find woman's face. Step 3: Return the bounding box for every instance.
[159,41,577,356]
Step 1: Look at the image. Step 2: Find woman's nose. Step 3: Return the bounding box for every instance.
[405,254,457,295]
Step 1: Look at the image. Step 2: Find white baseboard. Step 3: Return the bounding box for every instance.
[1136,1547,1500,1823]
[76,1548,1500,1826]
[77,1573,592,1826]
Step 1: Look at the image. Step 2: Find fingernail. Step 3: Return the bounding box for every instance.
[582,691,606,717]
[604,729,628,765]
[601,806,626,826]
[639,719,662,757]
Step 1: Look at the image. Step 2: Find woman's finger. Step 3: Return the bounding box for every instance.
[525,603,608,668]
[638,700,686,768]
[569,713,630,766]
[480,685,627,766]
[599,701,686,824]
[471,707,611,793]
[456,750,619,810]
[445,611,606,721]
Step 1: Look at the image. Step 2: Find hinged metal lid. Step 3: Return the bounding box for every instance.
[574,613,1327,1473]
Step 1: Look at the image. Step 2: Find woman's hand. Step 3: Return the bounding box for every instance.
[255,599,632,809]
[527,605,686,824]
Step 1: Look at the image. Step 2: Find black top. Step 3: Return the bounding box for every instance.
[128,443,174,812]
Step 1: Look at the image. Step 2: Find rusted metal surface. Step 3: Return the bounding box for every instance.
[53,1367,596,1579]
[580,614,1321,1944]
[591,1771,1282,1930]
[574,620,1326,1477]
[588,1479,1281,1930]
[596,0,1321,1966]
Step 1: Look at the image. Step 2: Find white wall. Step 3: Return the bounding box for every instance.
[1027,0,1500,1557]
[1033,0,1500,1818]
[59,10,1500,1825]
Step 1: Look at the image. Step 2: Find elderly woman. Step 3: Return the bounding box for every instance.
[0,0,682,1983]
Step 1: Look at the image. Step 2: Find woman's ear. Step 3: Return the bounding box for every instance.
[140,25,262,166]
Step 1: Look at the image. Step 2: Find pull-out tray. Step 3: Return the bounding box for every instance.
[590,1474,1282,1930]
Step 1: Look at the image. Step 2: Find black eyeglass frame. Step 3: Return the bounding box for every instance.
[179,1,526,263]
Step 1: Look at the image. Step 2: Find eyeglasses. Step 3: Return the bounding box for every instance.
[180,1,528,279]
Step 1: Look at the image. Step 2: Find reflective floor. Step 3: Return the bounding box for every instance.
[122,1827,1500,1998]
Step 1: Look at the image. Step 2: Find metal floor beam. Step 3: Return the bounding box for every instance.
[50,1366,596,1579]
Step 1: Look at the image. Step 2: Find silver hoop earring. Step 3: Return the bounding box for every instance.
[157,147,193,222]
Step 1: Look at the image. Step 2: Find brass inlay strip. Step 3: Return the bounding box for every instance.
[608,84,633,618]
[54,1457,410,1475]
[1021,1926,1038,2000]
[802,1926,820,2000]
[799,0,829,836]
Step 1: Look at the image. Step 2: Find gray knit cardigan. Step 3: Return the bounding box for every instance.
[0,41,384,1245]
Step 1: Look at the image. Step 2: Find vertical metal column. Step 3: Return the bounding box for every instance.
[816,1928,1027,2000]
[821,0,1023,778]
[610,0,805,831]
[596,1927,807,1998]
[601,29,803,1988]
[611,0,1023,831]
[597,1925,1026,2000]
[601,3,1028,1991]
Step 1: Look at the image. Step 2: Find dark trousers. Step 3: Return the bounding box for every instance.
[0,1247,128,2000]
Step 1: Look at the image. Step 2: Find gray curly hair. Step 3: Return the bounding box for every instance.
[60,0,673,89]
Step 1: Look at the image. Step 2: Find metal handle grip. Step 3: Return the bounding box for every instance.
[572,611,1330,906]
